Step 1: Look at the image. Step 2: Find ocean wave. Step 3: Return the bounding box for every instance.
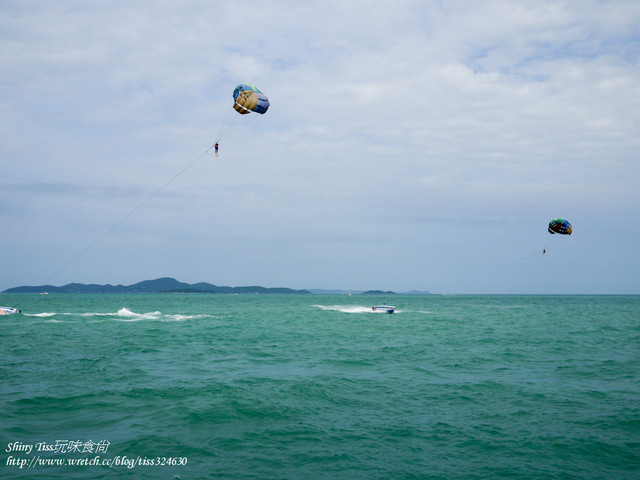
[113,308,216,322]
[114,307,162,321]
[24,309,215,322]
[313,305,389,314]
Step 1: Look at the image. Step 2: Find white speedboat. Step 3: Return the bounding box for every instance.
[0,306,21,315]
[372,305,395,314]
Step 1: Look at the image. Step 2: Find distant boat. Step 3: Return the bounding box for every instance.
[0,306,21,315]
[372,305,395,314]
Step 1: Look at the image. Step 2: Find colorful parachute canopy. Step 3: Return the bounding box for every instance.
[548,218,572,235]
[232,83,269,115]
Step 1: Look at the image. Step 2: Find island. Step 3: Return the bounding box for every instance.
[3,278,431,295]
[3,277,310,295]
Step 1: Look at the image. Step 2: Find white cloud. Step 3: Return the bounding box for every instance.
[1,0,639,292]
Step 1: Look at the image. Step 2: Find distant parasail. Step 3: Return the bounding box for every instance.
[548,218,572,235]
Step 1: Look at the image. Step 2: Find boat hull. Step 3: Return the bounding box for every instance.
[372,306,395,314]
[0,306,20,315]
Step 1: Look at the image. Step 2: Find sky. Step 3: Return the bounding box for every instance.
[1,0,639,294]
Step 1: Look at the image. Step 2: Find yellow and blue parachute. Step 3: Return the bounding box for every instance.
[548,218,572,235]
[232,83,270,115]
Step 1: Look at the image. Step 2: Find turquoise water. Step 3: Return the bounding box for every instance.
[1,294,638,479]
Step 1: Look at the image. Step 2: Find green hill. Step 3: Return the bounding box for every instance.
[3,277,310,294]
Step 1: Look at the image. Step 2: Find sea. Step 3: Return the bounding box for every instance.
[0,293,638,480]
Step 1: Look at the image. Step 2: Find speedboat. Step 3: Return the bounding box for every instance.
[0,306,21,315]
[372,305,395,314]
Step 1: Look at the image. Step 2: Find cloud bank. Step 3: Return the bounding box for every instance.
[1,0,639,293]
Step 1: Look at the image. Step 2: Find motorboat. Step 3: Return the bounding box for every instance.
[0,306,21,315]
[372,305,395,314]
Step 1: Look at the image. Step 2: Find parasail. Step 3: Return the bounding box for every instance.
[548,218,572,235]
[232,83,270,115]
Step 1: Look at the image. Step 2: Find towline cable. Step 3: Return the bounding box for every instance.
[45,143,217,284]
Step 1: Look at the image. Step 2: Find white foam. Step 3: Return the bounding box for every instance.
[24,309,217,322]
[115,308,162,321]
[114,308,217,322]
[313,305,377,314]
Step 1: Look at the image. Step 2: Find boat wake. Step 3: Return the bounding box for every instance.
[111,308,218,322]
[24,308,216,322]
[313,305,395,314]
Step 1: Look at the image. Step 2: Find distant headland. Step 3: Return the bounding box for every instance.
[2,277,309,294]
[2,277,430,295]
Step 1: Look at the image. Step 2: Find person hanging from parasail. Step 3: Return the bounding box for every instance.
[214,83,269,155]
